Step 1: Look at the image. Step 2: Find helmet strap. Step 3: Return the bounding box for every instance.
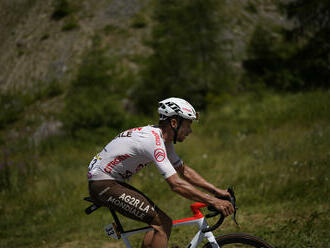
[169,117,183,144]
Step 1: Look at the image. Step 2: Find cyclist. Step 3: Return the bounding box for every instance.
[87,97,234,248]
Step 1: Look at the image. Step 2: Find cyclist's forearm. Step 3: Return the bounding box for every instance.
[169,176,215,205]
[180,164,218,194]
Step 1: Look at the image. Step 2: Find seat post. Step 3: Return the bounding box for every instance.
[109,208,124,233]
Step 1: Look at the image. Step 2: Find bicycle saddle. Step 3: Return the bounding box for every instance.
[84,196,101,214]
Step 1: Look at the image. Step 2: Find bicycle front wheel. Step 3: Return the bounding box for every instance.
[203,233,274,248]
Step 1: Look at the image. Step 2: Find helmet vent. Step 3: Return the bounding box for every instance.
[159,103,166,109]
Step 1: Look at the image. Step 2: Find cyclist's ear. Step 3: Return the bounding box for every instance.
[170,118,178,129]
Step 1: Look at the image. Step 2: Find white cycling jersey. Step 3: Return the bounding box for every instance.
[87,125,182,182]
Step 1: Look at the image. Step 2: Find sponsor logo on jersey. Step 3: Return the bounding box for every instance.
[127,127,143,132]
[151,131,161,146]
[104,154,131,173]
[154,148,166,162]
[115,127,143,139]
[116,131,132,138]
[118,163,149,180]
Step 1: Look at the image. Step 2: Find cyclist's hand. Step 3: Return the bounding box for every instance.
[212,198,234,217]
[213,188,231,199]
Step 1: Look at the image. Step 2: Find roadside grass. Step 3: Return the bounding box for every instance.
[0,90,329,248]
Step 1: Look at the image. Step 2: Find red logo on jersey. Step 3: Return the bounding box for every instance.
[127,127,143,132]
[104,154,131,173]
[152,131,161,146]
[154,148,166,162]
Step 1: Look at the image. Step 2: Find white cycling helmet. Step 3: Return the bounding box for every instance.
[158,97,198,121]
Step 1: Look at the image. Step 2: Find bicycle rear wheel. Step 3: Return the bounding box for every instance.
[203,233,274,248]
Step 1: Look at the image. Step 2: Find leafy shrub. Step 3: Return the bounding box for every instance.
[243,0,330,91]
[131,14,147,29]
[40,33,50,41]
[0,81,63,129]
[242,25,303,91]
[0,91,25,128]
[51,0,74,20]
[245,2,258,14]
[62,44,139,136]
[103,25,127,36]
[286,0,330,89]
[62,17,79,31]
[32,81,64,100]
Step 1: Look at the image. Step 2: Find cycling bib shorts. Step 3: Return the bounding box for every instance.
[89,180,158,224]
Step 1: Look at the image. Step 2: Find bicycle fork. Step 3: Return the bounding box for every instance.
[185,217,219,248]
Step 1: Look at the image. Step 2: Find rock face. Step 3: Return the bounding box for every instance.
[0,0,148,91]
[0,0,286,92]
[0,0,288,144]
[31,120,63,145]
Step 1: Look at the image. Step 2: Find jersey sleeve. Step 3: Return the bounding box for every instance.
[165,143,183,168]
[143,131,177,179]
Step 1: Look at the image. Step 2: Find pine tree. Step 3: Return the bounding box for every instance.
[134,0,230,113]
[286,0,330,88]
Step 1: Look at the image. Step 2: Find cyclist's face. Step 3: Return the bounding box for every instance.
[177,119,192,142]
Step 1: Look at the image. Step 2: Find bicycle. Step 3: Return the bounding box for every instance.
[84,188,274,248]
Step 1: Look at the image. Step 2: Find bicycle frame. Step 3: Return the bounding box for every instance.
[104,202,220,248]
[86,189,273,248]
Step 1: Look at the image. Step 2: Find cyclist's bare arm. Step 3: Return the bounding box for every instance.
[166,173,234,216]
[175,163,231,198]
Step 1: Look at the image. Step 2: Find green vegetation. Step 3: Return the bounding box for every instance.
[62,17,79,31]
[285,0,330,89]
[1,91,329,248]
[243,0,330,91]
[61,38,142,137]
[103,25,127,36]
[0,82,62,129]
[0,91,25,128]
[133,0,232,113]
[131,14,147,29]
[242,25,303,91]
[51,0,80,32]
[1,0,329,247]
[51,0,75,20]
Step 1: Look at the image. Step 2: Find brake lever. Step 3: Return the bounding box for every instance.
[228,187,239,226]
[202,187,239,233]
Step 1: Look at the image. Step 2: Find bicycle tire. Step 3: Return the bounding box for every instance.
[203,233,274,248]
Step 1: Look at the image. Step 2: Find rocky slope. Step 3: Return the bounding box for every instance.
[0,0,149,91]
[0,0,288,143]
